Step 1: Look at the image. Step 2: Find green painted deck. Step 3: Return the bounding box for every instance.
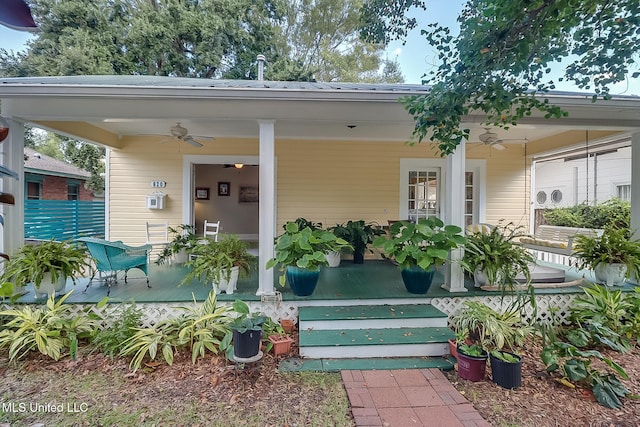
[299,327,455,347]
[279,356,455,372]
[299,304,448,321]
[10,258,637,305]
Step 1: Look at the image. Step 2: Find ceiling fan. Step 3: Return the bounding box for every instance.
[163,122,214,147]
[473,128,528,150]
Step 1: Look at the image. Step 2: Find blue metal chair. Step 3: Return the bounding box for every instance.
[76,237,152,295]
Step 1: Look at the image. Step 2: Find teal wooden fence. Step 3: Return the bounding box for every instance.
[25,200,105,241]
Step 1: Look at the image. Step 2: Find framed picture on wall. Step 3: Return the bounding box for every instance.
[195,187,210,200]
[218,182,230,196]
[239,185,259,203]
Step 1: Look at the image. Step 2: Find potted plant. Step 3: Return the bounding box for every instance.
[330,220,385,264]
[181,235,255,294]
[462,221,534,289]
[572,227,640,286]
[456,342,488,382]
[0,240,90,298]
[373,217,466,294]
[155,224,198,265]
[490,349,523,389]
[266,221,351,296]
[450,300,532,382]
[224,300,268,360]
[285,218,343,267]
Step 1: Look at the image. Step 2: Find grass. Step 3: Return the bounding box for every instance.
[0,354,354,426]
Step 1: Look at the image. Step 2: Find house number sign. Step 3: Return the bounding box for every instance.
[151,181,166,188]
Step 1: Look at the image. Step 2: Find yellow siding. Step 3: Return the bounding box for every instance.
[108,137,257,245]
[109,136,532,244]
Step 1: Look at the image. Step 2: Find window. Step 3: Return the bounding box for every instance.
[617,184,631,202]
[407,169,439,222]
[536,191,547,204]
[27,181,41,200]
[67,182,80,201]
[551,190,563,203]
[465,172,474,227]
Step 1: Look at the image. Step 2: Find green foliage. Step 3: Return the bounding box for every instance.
[2,0,400,84]
[0,240,90,289]
[228,300,267,333]
[120,291,232,372]
[450,300,533,352]
[543,199,630,230]
[572,227,640,280]
[0,291,103,361]
[286,217,322,231]
[91,302,144,359]
[330,220,385,255]
[266,222,352,286]
[181,235,255,286]
[373,217,465,270]
[568,285,635,351]
[541,341,631,409]
[360,0,640,156]
[261,316,286,353]
[462,221,534,288]
[457,342,486,358]
[490,350,520,363]
[156,224,199,265]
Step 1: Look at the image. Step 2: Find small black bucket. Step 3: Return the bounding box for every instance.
[233,329,262,359]
[490,351,522,389]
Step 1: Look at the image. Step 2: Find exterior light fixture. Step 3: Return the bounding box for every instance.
[234,163,244,169]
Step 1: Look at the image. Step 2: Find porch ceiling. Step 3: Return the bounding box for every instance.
[1,76,639,151]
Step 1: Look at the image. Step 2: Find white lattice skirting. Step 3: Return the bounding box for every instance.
[1,293,579,329]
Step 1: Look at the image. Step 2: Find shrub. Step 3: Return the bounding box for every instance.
[92,302,144,359]
[543,199,630,229]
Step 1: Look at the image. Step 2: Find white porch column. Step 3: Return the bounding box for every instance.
[441,140,467,293]
[257,120,276,295]
[631,132,640,235]
[0,116,25,257]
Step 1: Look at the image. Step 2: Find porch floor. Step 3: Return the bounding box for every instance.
[12,259,634,305]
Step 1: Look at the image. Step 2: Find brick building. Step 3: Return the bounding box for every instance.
[24,147,95,200]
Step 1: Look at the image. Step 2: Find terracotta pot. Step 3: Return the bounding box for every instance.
[280,319,295,334]
[448,339,458,358]
[268,334,294,356]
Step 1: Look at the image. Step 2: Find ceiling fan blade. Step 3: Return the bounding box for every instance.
[491,143,506,150]
[183,136,203,147]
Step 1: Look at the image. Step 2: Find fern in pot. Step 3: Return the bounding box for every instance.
[155,224,199,265]
[181,235,255,294]
[572,226,640,286]
[0,240,90,299]
[462,221,534,289]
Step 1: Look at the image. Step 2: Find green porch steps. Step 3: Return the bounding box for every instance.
[297,304,454,360]
[279,356,455,372]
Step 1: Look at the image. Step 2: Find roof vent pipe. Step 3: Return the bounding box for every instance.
[257,54,265,81]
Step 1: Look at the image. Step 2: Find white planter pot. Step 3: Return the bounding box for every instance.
[325,251,341,268]
[594,263,627,287]
[33,272,67,299]
[173,249,189,264]
[473,267,489,288]
[212,266,239,294]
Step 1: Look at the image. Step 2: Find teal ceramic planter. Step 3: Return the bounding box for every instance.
[400,265,435,294]
[286,266,321,296]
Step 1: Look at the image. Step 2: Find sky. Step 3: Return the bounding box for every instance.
[1,3,639,96]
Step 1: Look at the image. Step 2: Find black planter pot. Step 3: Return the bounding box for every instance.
[457,347,488,382]
[233,329,262,359]
[400,265,436,294]
[490,351,522,389]
[286,266,321,296]
[353,250,365,264]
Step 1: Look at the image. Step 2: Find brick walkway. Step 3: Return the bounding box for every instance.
[341,369,491,427]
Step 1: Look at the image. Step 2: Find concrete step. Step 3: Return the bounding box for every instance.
[279,356,455,372]
[299,327,454,359]
[298,304,448,330]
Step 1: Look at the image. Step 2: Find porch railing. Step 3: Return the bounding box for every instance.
[25,200,105,241]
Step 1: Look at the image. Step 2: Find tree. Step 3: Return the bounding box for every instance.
[361,0,640,155]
